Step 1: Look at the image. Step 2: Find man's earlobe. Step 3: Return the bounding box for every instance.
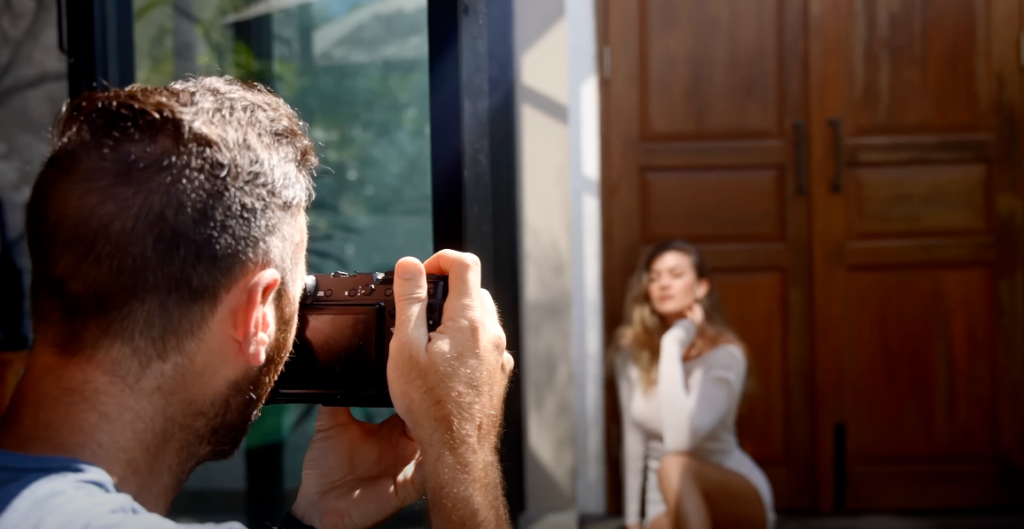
[243,269,281,367]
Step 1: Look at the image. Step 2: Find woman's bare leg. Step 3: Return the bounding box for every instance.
[657,453,766,529]
[647,515,671,529]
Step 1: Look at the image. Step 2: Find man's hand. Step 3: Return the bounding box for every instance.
[291,407,424,529]
[387,251,515,529]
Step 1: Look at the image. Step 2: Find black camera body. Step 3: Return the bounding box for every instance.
[266,271,448,408]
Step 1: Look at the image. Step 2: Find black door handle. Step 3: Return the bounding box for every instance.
[793,121,808,195]
[828,118,844,193]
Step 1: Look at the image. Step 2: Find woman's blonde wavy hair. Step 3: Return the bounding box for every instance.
[610,240,743,389]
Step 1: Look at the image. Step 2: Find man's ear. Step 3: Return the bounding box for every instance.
[237,268,282,367]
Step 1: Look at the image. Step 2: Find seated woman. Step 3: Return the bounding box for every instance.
[611,240,775,529]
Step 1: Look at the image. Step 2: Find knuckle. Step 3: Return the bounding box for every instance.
[456,252,481,273]
[491,327,507,351]
[395,286,428,304]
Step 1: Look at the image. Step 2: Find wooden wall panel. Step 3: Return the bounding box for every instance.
[642,169,784,242]
[606,0,812,513]
[849,0,989,134]
[848,163,989,237]
[809,0,1023,510]
[643,0,781,137]
[846,266,997,463]
[715,271,788,465]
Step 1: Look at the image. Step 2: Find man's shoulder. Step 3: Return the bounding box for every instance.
[0,451,244,529]
[0,450,103,515]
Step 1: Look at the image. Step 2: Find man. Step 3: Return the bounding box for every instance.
[0,76,515,529]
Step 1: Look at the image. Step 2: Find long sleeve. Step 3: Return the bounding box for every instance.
[614,352,644,527]
[657,320,744,453]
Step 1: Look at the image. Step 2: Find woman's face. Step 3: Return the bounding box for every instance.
[646,250,709,320]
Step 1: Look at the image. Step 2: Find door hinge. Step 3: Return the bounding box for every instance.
[601,45,611,79]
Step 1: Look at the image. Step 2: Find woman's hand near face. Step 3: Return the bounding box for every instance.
[685,300,705,326]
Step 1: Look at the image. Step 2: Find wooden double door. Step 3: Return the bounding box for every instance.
[602,0,1024,513]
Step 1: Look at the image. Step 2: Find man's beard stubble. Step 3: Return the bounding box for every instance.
[199,289,298,463]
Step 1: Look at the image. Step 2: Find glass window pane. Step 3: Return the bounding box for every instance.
[132,1,432,526]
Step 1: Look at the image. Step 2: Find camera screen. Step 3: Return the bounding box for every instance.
[278,305,385,393]
[301,313,371,367]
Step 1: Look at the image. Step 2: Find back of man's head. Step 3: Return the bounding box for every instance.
[27,76,317,364]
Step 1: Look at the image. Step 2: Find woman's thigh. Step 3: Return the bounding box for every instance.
[661,453,767,529]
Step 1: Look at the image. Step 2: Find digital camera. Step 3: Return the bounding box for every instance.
[266,271,448,408]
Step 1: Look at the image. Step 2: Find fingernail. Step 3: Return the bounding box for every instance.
[397,262,418,279]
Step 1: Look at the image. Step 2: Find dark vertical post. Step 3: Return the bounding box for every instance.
[429,0,524,523]
[103,0,134,87]
[65,0,102,98]
[429,0,465,253]
[0,200,26,353]
[485,0,524,523]
[65,0,134,99]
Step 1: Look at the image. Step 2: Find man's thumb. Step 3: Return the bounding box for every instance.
[392,257,429,351]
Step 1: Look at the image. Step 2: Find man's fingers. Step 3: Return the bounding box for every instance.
[480,288,501,328]
[315,406,355,428]
[380,412,417,443]
[423,250,481,313]
[502,351,515,377]
[392,257,429,352]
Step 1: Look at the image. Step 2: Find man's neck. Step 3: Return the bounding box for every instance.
[0,350,204,513]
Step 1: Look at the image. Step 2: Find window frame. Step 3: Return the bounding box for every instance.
[63,0,524,523]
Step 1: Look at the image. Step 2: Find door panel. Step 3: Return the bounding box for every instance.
[848,0,990,134]
[603,0,814,512]
[643,0,781,137]
[846,267,997,463]
[847,164,990,237]
[715,271,789,466]
[605,0,1023,515]
[809,0,1024,510]
[642,169,785,241]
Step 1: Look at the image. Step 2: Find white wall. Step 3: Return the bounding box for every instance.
[516,0,605,524]
[515,0,575,523]
[566,0,605,516]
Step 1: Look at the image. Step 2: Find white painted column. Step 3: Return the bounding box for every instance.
[516,0,605,523]
[566,0,605,516]
[515,0,577,525]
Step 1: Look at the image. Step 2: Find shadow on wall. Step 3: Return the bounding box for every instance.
[521,225,575,514]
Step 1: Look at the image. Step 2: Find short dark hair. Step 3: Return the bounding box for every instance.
[27,76,317,361]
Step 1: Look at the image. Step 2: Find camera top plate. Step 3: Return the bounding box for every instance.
[302,271,448,307]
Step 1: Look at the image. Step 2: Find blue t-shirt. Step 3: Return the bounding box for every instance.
[0,450,244,529]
